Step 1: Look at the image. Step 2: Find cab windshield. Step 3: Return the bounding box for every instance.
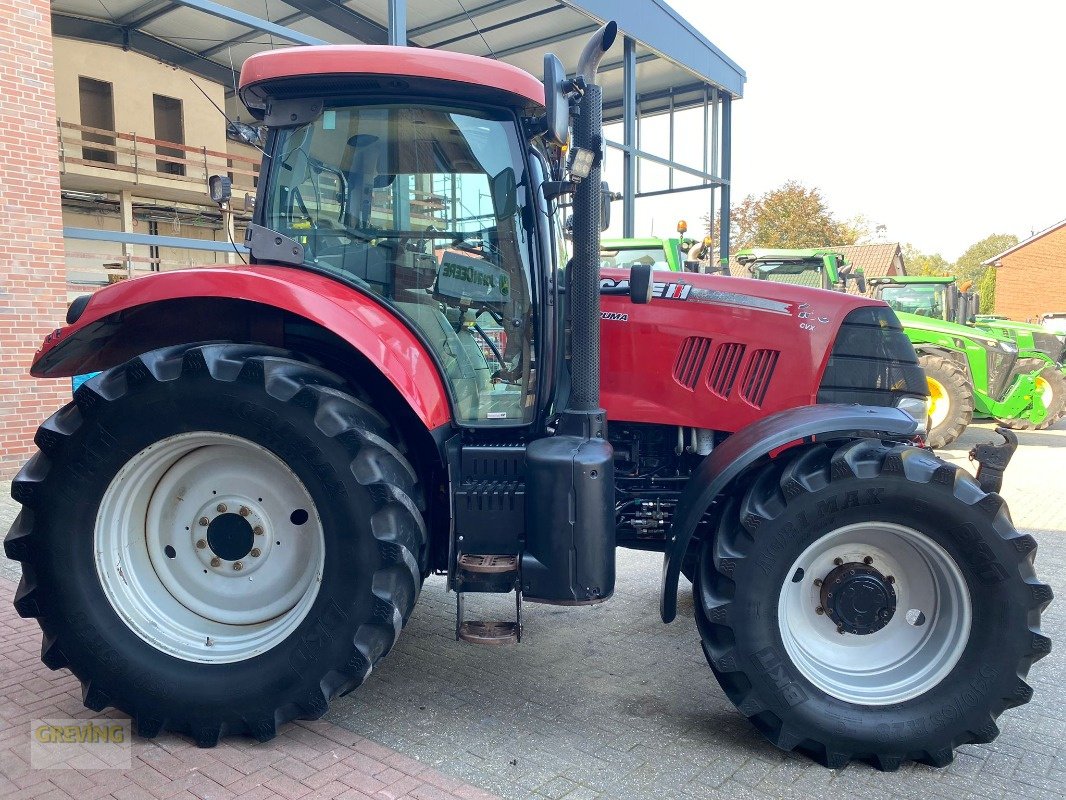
[750,260,826,288]
[263,103,537,426]
[880,285,948,319]
[600,247,669,270]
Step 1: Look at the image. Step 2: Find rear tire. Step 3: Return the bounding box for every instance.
[919,353,973,448]
[999,358,1066,430]
[5,344,427,746]
[694,439,1051,770]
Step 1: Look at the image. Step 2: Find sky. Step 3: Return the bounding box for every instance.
[604,0,1066,261]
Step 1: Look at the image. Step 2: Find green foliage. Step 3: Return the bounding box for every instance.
[953,233,1019,284]
[901,243,950,276]
[705,180,864,250]
[977,266,996,313]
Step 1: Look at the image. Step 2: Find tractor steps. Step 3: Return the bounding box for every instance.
[454,553,522,645]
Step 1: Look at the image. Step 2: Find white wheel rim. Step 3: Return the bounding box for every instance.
[95,432,325,664]
[777,522,971,705]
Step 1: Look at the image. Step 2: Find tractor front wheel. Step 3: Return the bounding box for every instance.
[999,358,1066,430]
[919,353,974,448]
[5,344,426,746]
[694,438,1051,770]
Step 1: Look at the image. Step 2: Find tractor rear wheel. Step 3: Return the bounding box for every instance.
[5,344,426,746]
[999,358,1066,430]
[919,353,974,448]
[694,438,1051,770]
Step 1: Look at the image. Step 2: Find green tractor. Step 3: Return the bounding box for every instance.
[599,221,713,273]
[869,275,1066,430]
[736,249,1048,447]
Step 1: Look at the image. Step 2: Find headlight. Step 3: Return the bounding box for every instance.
[999,341,1018,353]
[895,396,929,436]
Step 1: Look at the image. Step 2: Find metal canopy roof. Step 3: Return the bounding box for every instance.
[50,0,745,121]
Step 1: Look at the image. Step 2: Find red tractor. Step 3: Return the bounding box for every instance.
[7,25,1051,770]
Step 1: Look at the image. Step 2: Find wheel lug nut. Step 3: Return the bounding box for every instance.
[886,575,895,584]
[813,578,822,587]
[199,517,210,526]
[253,525,264,536]
[217,503,228,513]
[863,556,873,565]
[233,561,243,571]
[196,539,207,549]
[240,506,251,517]
[815,606,825,615]
[210,557,221,567]
[833,557,843,566]
[837,625,846,635]
[250,548,261,558]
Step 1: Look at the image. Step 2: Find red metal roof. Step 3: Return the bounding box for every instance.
[239,45,545,107]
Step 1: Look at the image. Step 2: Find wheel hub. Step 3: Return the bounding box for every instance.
[819,561,896,635]
[206,513,255,562]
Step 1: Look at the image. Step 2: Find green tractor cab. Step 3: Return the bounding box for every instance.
[870,276,1066,430]
[599,236,684,272]
[739,250,1049,447]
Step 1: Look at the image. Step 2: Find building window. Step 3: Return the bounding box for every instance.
[153,94,185,176]
[78,77,116,164]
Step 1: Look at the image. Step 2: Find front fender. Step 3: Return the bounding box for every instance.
[31,265,452,430]
[660,404,919,623]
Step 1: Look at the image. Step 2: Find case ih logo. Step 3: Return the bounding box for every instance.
[600,278,692,300]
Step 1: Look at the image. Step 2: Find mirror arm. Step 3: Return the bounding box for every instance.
[542,181,577,201]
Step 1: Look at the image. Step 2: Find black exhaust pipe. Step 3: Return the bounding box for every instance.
[567,21,616,419]
[522,23,617,605]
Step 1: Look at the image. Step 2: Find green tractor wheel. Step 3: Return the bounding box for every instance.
[1000,358,1066,430]
[918,354,974,448]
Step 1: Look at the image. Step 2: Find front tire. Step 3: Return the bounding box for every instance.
[999,358,1066,430]
[5,344,427,746]
[695,439,1051,770]
[919,353,974,448]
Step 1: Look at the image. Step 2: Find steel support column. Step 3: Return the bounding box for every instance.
[388,0,407,46]
[718,94,732,267]
[621,36,637,238]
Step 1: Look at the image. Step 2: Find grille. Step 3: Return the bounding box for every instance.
[707,343,746,398]
[740,349,780,407]
[673,337,712,390]
[988,349,1018,401]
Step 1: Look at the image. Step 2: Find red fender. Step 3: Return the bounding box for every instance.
[32,265,452,430]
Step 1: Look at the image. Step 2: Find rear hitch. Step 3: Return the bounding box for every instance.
[968,427,1018,494]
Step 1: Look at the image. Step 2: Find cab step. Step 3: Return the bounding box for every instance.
[459,554,518,573]
[457,620,520,645]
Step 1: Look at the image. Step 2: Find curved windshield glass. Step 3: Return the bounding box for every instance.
[263,104,537,426]
[751,260,825,288]
[880,285,947,319]
[600,247,669,270]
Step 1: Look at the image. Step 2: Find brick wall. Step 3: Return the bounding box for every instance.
[0,0,68,478]
[994,224,1066,321]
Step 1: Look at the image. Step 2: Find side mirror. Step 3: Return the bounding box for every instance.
[491,167,518,220]
[599,181,612,232]
[543,54,569,146]
[208,174,232,206]
[852,273,867,293]
[629,263,653,304]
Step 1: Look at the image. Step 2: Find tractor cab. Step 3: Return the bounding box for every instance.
[736,247,866,292]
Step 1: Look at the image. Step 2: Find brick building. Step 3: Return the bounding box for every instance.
[0,0,69,479]
[985,219,1066,321]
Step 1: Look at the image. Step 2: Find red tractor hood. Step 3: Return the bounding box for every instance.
[598,268,887,432]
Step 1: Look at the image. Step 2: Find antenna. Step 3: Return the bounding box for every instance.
[455,0,498,59]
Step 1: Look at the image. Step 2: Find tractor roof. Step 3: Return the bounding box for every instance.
[735,248,842,263]
[240,45,545,110]
[870,275,954,285]
[601,238,674,249]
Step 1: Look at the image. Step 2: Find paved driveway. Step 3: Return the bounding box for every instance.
[2,423,1064,800]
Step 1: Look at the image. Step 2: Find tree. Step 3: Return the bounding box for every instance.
[977,262,997,313]
[953,233,1018,285]
[901,243,951,276]
[706,180,864,250]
